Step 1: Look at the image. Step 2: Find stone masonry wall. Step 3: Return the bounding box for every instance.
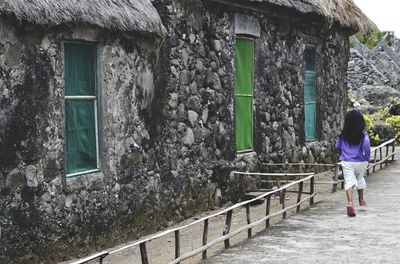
[153,0,348,172]
[348,36,400,92]
[254,17,348,165]
[0,17,168,263]
[0,0,349,262]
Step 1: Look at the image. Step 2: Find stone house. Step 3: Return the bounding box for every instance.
[0,0,166,263]
[0,0,374,263]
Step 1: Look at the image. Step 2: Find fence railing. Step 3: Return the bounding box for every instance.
[260,138,396,194]
[71,173,315,264]
[367,138,396,174]
[261,163,344,193]
[70,139,396,264]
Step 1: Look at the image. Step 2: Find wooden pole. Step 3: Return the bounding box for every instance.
[332,164,339,193]
[175,230,180,262]
[386,145,390,166]
[266,194,271,228]
[246,204,252,238]
[169,193,314,264]
[373,149,377,172]
[282,189,287,219]
[380,147,383,169]
[297,181,303,212]
[202,219,209,260]
[223,210,233,249]
[139,242,149,264]
[392,141,396,162]
[310,176,315,205]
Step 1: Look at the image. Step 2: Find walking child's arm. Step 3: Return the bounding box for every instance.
[335,137,341,152]
[362,132,371,161]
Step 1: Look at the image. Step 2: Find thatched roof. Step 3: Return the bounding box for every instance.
[0,0,166,36]
[216,0,377,34]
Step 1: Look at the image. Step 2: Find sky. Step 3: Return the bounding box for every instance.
[353,0,400,37]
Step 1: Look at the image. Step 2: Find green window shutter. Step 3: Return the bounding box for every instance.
[65,43,98,175]
[235,38,254,151]
[65,44,96,96]
[304,46,317,141]
[66,100,97,174]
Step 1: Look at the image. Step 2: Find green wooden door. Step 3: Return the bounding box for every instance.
[235,38,254,151]
[65,43,98,175]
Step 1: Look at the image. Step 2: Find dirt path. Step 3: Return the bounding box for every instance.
[64,169,338,264]
[205,161,400,264]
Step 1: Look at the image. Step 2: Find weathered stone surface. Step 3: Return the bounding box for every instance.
[26,165,38,188]
[5,168,25,191]
[43,158,58,183]
[0,172,4,190]
[0,1,349,262]
[234,13,261,37]
[182,128,195,146]
[357,85,400,105]
[348,36,400,106]
[188,110,199,127]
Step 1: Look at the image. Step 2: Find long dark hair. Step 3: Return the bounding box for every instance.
[340,110,366,145]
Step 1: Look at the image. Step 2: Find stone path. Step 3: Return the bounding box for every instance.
[205,162,400,264]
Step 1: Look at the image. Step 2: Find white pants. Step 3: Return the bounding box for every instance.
[341,161,368,191]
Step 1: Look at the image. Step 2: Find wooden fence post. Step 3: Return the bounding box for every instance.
[386,145,390,166]
[246,204,252,238]
[373,149,377,172]
[175,230,180,263]
[310,176,315,205]
[202,219,209,260]
[266,194,271,228]
[392,141,396,162]
[380,147,383,169]
[139,242,149,264]
[297,181,303,212]
[223,210,233,249]
[332,164,339,193]
[282,189,287,219]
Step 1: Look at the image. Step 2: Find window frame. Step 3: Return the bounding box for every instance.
[303,45,317,142]
[235,36,255,153]
[63,41,101,178]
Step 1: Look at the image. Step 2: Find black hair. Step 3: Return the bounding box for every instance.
[340,110,366,145]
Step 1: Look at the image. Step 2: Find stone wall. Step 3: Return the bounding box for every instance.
[0,0,350,262]
[0,18,168,263]
[348,36,400,102]
[154,0,348,170]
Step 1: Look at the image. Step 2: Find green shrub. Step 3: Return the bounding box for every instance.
[389,97,400,116]
[370,107,390,122]
[355,31,394,49]
[386,116,400,142]
[373,125,396,142]
[364,115,380,145]
[347,90,357,106]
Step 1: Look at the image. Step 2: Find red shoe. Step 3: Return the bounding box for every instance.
[347,204,356,217]
[359,200,367,206]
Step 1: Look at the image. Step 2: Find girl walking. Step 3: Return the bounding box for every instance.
[336,110,370,217]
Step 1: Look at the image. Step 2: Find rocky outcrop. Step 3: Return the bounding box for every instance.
[348,35,400,106]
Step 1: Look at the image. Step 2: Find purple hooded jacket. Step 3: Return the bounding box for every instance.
[335,132,371,162]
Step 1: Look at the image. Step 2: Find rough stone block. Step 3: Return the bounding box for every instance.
[5,168,26,192]
[26,165,38,188]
